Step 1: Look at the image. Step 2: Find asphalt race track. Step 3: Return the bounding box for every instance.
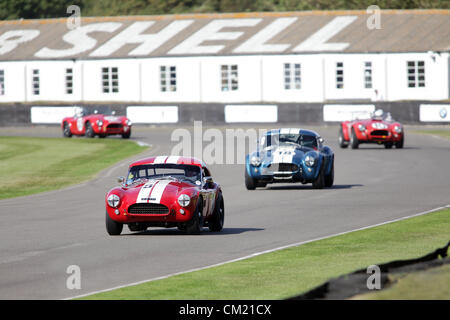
[0,125,449,299]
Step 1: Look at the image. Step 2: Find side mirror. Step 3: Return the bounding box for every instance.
[318,137,324,144]
[117,176,125,184]
[203,176,213,185]
[112,111,116,115]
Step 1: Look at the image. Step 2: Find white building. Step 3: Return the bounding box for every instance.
[0,10,449,105]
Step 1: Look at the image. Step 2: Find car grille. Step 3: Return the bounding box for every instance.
[128,203,169,215]
[371,130,389,136]
[277,163,298,172]
[107,123,123,129]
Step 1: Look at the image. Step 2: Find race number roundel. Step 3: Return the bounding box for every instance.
[77,118,83,132]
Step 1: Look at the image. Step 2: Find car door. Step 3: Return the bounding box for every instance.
[201,166,217,218]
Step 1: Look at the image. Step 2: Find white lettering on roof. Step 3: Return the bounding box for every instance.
[234,17,297,53]
[35,22,122,58]
[169,18,261,55]
[293,16,357,52]
[90,20,194,57]
[0,30,40,55]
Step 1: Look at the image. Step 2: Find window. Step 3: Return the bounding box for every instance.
[284,63,301,90]
[407,61,425,88]
[0,70,4,95]
[221,65,238,91]
[160,66,177,92]
[102,67,119,93]
[364,62,372,89]
[32,69,40,95]
[336,62,344,89]
[65,68,73,94]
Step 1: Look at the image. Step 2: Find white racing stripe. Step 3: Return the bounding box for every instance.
[136,179,172,204]
[272,146,296,163]
[147,180,172,203]
[153,156,168,164]
[165,156,180,164]
[136,180,157,203]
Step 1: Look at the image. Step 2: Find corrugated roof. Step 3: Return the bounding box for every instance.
[0,10,449,61]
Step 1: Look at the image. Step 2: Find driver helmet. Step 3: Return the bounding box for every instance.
[373,109,384,120]
[185,167,199,178]
[74,106,84,118]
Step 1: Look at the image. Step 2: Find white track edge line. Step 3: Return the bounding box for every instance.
[64,204,450,300]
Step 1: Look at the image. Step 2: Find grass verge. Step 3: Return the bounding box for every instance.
[414,129,450,140]
[0,136,148,200]
[80,208,450,300]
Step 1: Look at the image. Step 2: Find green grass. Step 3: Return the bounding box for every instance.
[352,262,450,300]
[0,136,148,200]
[81,208,450,300]
[414,129,450,140]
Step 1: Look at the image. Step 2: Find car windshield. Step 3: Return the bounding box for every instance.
[262,133,318,149]
[126,164,201,185]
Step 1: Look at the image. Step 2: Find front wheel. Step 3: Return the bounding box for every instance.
[350,129,359,149]
[338,128,348,148]
[395,136,404,149]
[209,194,224,232]
[245,167,257,190]
[324,159,334,188]
[122,129,131,139]
[85,122,95,138]
[106,211,123,235]
[312,163,325,189]
[185,200,203,235]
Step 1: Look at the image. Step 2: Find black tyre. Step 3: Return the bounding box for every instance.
[106,211,123,235]
[395,136,404,149]
[338,127,348,148]
[312,163,325,189]
[324,159,334,188]
[63,122,72,138]
[122,129,131,139]
[384,142,393,149]
[209,193,224,232]
[85,122,95,138]
[99,134,107,139]
[245,167,257,190]
[350,129,359,149]
[185,200,203,235]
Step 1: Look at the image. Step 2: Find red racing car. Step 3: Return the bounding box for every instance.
[339,109,404,149]
[105,156,225,235]
[62,107,132,139]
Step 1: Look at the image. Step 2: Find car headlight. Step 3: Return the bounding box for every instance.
[305,155,315,167]
[96,120,103,127]
[394,125,402,133]
[178,194,190,207]
[107,194,120,208]
[126,120,132,126]
[250,156,261,167]
[358,124,366,131]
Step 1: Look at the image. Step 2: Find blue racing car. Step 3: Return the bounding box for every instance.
[245,128,334,190]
